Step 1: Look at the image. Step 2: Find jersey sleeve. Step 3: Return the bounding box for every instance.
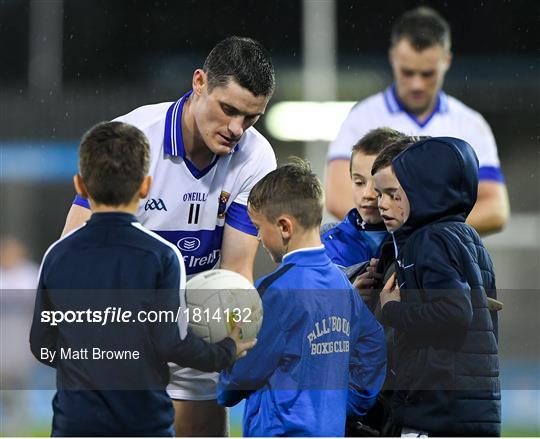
[347,289,386,418]
[327,104,366,162]
[218,288,286,406]
[226,133,277,236]
[465,113,505,183]
[73,194,90,209]
[29,256,59,368]
[225,202,256,235]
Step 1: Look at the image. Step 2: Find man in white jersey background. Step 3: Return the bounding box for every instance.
[61,36,276,436]
[325,7,510,235]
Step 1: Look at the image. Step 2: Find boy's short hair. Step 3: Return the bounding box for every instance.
[350,127,406,174]
[204,36,275,97]
[248,158,323,229]
[391,7,451,52]
[371,136,429,176]
[79,121,150,206]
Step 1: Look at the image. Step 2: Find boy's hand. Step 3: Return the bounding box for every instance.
[380,273,400,309]
[228,325,257,359]
[353,258,381,302]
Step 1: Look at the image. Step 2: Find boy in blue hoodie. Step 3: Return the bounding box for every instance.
[218,159,386,436]
[373,137,501,436]
[322,127,404,268]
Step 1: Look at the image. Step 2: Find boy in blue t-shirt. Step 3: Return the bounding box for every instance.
[218,159,386,436]
[322,127,405,268]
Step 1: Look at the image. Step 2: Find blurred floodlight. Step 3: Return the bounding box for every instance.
[265,101,356,142]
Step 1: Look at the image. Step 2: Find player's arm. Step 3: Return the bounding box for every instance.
[61,204,91,236]
[153,249,250,372]
[466,180,510,236]
[29,268,59,368]
[221,221,258,283]
[381,232,473,334]
[218,289,286,407]
[347,291,387,418]
[325,159,354,220]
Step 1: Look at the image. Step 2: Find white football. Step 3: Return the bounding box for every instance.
[185,269,263,343]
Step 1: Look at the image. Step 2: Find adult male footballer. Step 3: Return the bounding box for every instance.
[325,7,509,235]
[62,36,276,436]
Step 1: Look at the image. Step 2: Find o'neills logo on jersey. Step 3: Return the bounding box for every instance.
[177,237,201,252]
[217,191,230,219]
[183,192,207,202]
[307,316,350,355]
[183,249,220,269]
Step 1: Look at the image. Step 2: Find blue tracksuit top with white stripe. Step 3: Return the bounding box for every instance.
[218,247,386,437]
[30,212,236,437]
[322,209,388,267]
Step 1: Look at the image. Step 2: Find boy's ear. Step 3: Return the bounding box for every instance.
[277,215,294,240]
[139,176,152,199]
[73,174,88,198]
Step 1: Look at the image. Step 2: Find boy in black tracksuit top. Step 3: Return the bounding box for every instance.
[373,137,501,436]
[29,122,253,436]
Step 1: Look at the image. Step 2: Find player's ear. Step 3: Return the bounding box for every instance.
[388,46,395,67]
[73,174,88,198]
[139,175,152,199]
[444,51,453,71]
[192,69,207,96]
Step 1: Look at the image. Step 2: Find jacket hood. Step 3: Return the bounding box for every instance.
[392,137,479,234]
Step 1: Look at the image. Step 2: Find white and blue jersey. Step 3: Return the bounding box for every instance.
[328,85,505,183]
[74,91,277,276]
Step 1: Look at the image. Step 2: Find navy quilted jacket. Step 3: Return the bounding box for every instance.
[381,137,501,436]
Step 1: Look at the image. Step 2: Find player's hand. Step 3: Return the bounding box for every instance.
[229,325,257,359]
[379,273,400,309]
[353,258,381,302]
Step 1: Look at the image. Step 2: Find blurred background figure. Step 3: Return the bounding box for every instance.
[0,236,41,435]
[0,235,39,290]
[325,7,510,235]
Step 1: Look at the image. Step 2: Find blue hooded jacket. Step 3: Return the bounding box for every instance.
[381,137,501,436]
[218,247,386,437]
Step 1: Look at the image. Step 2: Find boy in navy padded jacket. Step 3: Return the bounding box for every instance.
[30,121,253,436]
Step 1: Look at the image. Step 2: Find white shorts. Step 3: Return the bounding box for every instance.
[166,363,219,400]
[401,427,429,437]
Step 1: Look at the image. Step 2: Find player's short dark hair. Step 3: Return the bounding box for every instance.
[79,121,150,206]
[391,7,451,52]
[248,158,323,229]
[350,127,406,174]
[371,136,429,176]
[203,36,275,97]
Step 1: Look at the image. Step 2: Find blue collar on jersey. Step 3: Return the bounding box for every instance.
[164,90,239,179]
[383,85,449,128]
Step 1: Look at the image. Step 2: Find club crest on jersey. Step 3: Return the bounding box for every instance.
[145,199,167,211]
[217,191,230,219]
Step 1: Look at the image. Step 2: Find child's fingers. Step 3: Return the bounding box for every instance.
[383,273,396,291]
[236,338,257,358]
[229,325,242,338]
